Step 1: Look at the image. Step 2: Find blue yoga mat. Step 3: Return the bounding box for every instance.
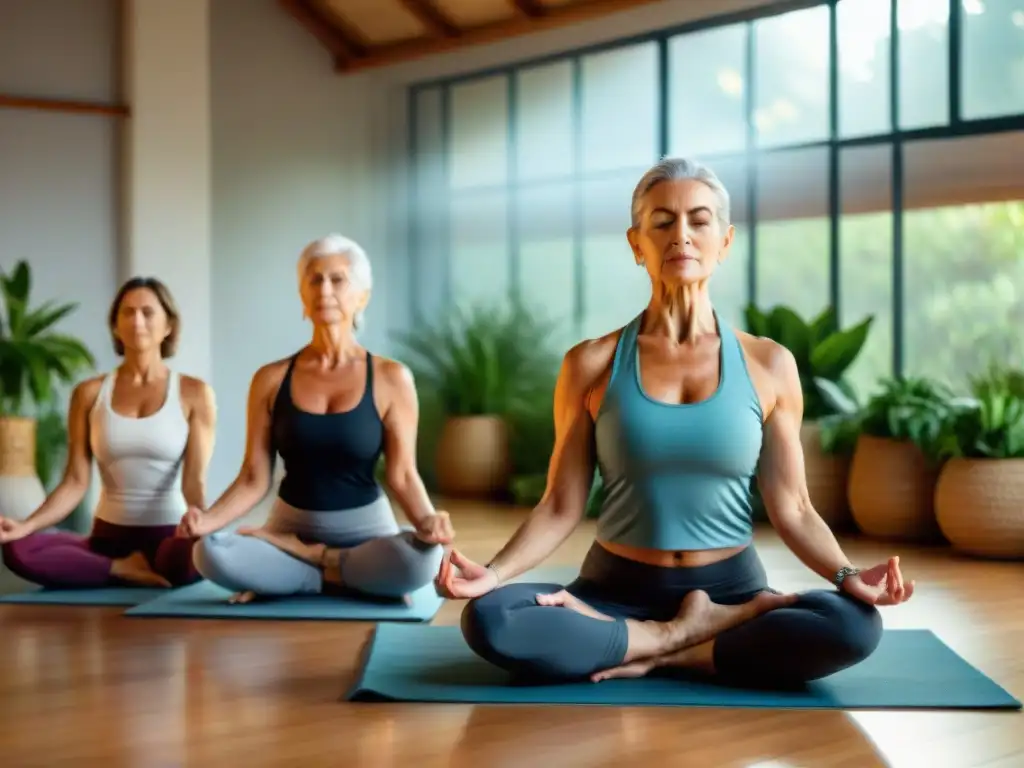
[0,586,169,606]
[346,624,1022,710]
[123,579,445,621]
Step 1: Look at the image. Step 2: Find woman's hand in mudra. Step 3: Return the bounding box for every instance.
[435,549,498,600]
[414,511,455,545]
[843,556,915,606]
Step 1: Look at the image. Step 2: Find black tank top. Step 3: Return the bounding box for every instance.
[271,352,384,511]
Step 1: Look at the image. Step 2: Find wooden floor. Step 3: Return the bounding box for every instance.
[0,502,1021,768]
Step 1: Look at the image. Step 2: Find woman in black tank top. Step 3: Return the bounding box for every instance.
[184,235,453,603]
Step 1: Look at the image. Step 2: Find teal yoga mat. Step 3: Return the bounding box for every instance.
[123,579,445,622]
[0,586,168,606]
[346,624,1022,711]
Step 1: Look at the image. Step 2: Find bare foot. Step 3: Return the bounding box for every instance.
[667,589,797,651]
[592,641,715,683]
[534,589,614,621]
[238,527,326,566]
[110,552,172,588]
[229,590,257,604]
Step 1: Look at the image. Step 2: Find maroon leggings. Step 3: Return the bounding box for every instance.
[1,518,200,589]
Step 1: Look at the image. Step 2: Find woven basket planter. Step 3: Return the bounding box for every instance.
[847,435,942,541]
[935,458,1024,560]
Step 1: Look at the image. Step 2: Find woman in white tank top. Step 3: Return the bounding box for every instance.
[0,277,216,590]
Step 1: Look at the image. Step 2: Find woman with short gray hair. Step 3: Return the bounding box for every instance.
[182,234,452,603]
[438,158,913,688]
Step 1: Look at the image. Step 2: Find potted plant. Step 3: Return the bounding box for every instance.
[933,366,1024,559]
[394,301,561,498]
[840,376,954,542]
[744,303,872,528]
[0,261,95,521]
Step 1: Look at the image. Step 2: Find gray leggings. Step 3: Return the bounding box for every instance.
[192,495,443,599]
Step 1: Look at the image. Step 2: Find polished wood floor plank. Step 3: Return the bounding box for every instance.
[0,501,1020,767]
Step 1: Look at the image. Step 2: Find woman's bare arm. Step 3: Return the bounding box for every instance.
[19,379,100,534]
[484,340,610,583]
[379,359,439,528]
[756,343,855,583]
[180,377,217,510]
[200,364,280,531]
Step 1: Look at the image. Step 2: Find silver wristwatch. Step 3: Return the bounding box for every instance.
[834,565,860,591]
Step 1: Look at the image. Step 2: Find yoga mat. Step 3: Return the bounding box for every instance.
[0,586,169,606]
[346,624,1022,711]
[123,579,445,622]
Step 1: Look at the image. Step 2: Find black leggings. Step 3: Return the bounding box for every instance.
[461,544,883,687]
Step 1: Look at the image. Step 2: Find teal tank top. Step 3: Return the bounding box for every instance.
[593,311,764,551]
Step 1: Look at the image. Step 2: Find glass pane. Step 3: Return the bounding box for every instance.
[839,145,893,398]
[449,75,508,190]
[898,0,949,129]
[581,43,659,174]
[755,146,830,319]
[516,62,574,182]
[838,0,893,138]
[449,192,510,311]
[903,133,1024,390]
[703,155,750,328]
[581,170,652,339]
[961,0,1024,120]
[518,182,578,347]
[753,5,830,148]
[667,25,747,157]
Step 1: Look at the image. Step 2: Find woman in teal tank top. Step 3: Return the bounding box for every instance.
[436,158,915,687]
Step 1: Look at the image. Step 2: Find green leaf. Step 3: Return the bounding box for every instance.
[808,306,839,346]
[743,303,770,337]
[809,316,873,380]
[813,376,859,414]
[19,301,79,339]
[767,306,812,368]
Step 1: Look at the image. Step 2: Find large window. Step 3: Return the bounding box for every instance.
[409,0,1024,394]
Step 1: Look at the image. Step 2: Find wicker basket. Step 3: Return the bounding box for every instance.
[435,415,511,498]
[801,422,853,530]
[0,417,37,477]
[847,434,943,541]
[935,458,1024,560]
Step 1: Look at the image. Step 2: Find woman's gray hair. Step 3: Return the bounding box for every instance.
[630,157,732,228]
[297,234,373,330]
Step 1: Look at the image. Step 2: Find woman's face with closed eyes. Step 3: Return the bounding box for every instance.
[627,178,734,288]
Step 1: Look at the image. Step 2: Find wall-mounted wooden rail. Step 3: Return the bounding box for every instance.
[0,95,130,117]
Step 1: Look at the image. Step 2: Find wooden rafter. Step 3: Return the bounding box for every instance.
[326,0,669,72]
[510,0,546,17]
[0,94,129,117]
[278,0,367,67]
[398,0,461,38]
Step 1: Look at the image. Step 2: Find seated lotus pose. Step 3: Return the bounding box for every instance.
[436,158,915,688]
[0,277,215,589]
[184,235,451,604]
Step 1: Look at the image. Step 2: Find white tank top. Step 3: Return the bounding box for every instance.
[90,370,190,526]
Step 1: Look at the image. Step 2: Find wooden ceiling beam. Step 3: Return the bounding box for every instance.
[334,0,668,72]
[510,0,546,17]
[278,0,367,67]
[398,0,462,38]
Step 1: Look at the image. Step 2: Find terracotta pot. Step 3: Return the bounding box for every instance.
[847,435,942,541]
[800,422,853,530]
[434,415,511,498]
[935,458,1024,560]
[0,416,46,521]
